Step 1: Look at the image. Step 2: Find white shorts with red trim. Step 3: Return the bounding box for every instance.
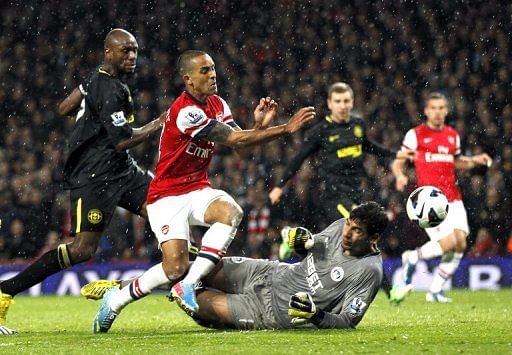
[147,187,236,245]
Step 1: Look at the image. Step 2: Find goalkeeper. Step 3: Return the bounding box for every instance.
[179,201,387,330]
[86,201,386,330]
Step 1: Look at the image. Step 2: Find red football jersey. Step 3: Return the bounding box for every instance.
[401,123,462,201]
[147,91,234,204]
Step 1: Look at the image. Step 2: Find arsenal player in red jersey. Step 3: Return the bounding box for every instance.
[91,50,315,332]
[390,92,492,304]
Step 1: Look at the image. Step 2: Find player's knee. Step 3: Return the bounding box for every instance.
[67,241,96,263]
[454,230,467,252]
[162,260,188,281]
[225,202,243,227]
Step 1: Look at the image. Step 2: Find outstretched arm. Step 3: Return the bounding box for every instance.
[115,112,166,151]
[455,153,493,170]
[204,107,315,149]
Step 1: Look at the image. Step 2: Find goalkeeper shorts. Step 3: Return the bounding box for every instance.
[221,257,280,330]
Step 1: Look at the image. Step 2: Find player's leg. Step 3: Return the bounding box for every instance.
[426,202,468,302]
[0,184,114,324]
[427,202,469,302]
[172,189,242,314]
[190,258,277,330]
[93,193,190,333]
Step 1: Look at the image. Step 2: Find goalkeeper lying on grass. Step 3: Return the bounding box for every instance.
[86,201,387,331]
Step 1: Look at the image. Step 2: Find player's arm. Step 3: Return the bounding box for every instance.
[455,154,493,170]
[364,137,415,161]
[115,111,166,151]
[391,157,409,191]
[57,86,84,116]
[203,106,315,148]
[391,129,417,191]
[289,268,381,329]
[268,125,321,205]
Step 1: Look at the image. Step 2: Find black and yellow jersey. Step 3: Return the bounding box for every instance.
[279,114,396,194]
[63,67,136,189]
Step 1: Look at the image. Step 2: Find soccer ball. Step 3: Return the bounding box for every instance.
[406,186,449,228]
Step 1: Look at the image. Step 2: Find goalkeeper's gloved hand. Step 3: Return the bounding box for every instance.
[279,226,314,260]
[287,227,314,253]
[288,292,317,326]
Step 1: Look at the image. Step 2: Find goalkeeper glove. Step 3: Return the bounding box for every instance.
[288,292,317,326]
[287,227,314,253]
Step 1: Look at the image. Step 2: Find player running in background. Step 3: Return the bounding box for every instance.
[85,201,387,330]
[390,92,492,303]
[0,29,164,331]
[91,50,316,333]
[269,82,414,223]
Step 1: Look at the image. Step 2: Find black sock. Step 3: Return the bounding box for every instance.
[0,249,66,296]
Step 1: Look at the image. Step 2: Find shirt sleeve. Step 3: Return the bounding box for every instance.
[219,97,234,125]
[455,131,461,157]
[401,129,417,151]
[98,82,133,143]
[176,105,217,138]
[310,264,382,329]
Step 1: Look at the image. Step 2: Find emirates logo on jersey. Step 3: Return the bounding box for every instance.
[161,225,169,235]
[216,111,223,120]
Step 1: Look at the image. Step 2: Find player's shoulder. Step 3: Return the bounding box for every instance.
[443,124,459,135]
[88,67,127,94]
[358,253,383,281]
[351,115,365,126]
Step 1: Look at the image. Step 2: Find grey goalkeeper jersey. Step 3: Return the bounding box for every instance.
[271,219,383,329]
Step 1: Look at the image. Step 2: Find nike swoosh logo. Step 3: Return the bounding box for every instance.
[416,204,425,219]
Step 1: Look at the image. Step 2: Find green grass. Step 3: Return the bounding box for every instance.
[1,290,511,354]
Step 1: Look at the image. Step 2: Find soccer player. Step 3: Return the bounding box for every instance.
[390,92,492,303]
[269,82,414,223]
[91,50,316,333]
[85,201,387,330]
[0,29,163,329]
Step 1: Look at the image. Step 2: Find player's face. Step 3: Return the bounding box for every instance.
[108,36,138,74]
[424,98,448,129]
[186,54,217,100]
[341,218,375,256]
[327,91,354,122]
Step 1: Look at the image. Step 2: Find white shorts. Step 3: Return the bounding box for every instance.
[425,200,469,241]
[147,187,236,245]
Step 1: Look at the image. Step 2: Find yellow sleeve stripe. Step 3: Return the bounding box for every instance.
[75,198,82,234]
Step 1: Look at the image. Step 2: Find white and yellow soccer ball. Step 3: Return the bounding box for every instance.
[406,186,449,229]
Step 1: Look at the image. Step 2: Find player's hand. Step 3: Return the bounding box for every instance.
[288,292,317,326]
[286,227,314,251]
[395,174,408,191]
[253,97,278,130]
[269,187,283,205]
[285,107,316,134]
[471,153,493,168]
[396,149,416,161]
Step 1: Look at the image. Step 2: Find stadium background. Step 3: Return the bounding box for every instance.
[0,1,511,269]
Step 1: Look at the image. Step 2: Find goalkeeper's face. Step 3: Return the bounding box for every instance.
[341,218,378,256]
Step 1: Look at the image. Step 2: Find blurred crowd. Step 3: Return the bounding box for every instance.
[1,0,511,264]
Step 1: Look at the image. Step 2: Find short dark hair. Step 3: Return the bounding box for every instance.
[327,82,354,100]
[424,92,448,107]
[349,201,388,236]
[176,50,207,76]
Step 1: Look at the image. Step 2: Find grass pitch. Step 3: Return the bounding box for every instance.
[1,289,511,354]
